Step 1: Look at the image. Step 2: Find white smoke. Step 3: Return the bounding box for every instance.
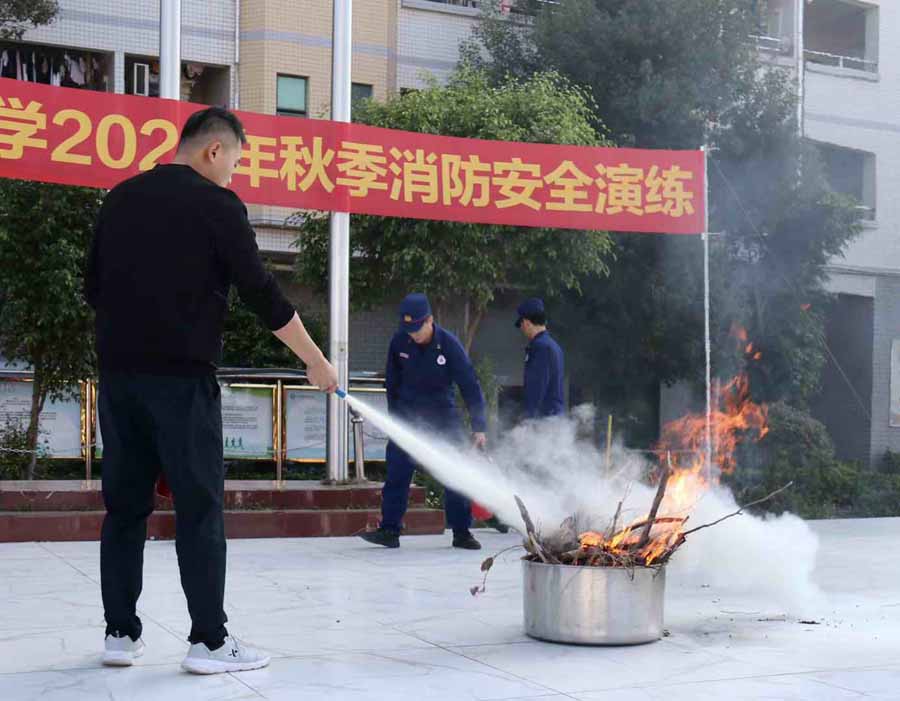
[346,396,821,614]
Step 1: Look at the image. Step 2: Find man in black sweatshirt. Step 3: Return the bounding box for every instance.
[85,107,338,675]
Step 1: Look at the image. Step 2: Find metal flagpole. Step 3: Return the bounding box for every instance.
[702,146,712,480]
[159,0,181,101]
[326,0,352,482]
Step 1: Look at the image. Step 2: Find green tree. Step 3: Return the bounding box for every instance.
[0,0,59,39]
[0,180,101,478]
[221,288,326,368]
[466,1,861,439]
[463,0,765,150]
[293,68,614,351]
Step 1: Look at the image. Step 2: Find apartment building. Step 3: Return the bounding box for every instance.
[752,0,897,465]
[14,0,237,103]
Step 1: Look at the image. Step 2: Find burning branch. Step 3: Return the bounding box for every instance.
[515,495,557,564]
[637,453,672,550]
[607,500,623,539]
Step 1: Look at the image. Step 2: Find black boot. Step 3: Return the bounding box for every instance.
[359,527,400,548]
[452,530,482,550]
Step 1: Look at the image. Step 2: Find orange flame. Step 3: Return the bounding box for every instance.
[577,325,769,566]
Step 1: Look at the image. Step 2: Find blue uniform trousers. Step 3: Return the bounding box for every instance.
[381,429,472,534]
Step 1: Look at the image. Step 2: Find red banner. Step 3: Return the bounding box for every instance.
[0,78,705,234]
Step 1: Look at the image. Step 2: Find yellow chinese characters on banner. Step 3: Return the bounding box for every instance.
[233,132,697,223]
[0,78,706,234]
[0,97,47,159]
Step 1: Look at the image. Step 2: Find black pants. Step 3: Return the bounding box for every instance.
[99,371,228,646]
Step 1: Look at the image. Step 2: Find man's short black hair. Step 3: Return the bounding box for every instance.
[178,107,246,151]
[525,312,546,326]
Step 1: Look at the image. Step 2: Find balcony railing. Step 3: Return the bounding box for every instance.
[804,49,877,73]
[420,0,558,13]
[856,205,876,222]
[750,34,793,55]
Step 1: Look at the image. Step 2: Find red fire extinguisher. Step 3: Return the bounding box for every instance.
[471,501,493,522]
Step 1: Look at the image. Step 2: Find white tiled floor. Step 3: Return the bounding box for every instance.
[1,519,898,700]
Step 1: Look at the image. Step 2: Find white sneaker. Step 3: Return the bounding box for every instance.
[181,636,271,675]
[102,634,145,667]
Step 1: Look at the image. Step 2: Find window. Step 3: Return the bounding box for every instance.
[351,82,373,118]
[0,42,113,93]
[767,7,784,37]
[133,62,150,96]
[805,0,878,74]
[751,0,793,56]
[277,75,308,117]
[818,143,877,221]
[352,82,373,105]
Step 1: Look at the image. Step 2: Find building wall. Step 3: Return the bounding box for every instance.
[240,0,399,254]
[239,0,395,116]
[469,295,529,386]
[397,0,478,90]
[809,294,874,464]
[799,0,899,465]
[21,0,236,96]
[870,275,900,463]
[805,0,898,277]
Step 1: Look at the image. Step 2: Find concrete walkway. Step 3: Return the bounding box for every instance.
[0,519,897,700]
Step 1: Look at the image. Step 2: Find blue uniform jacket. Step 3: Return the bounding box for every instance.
[385,324,487,433]
[524,331,565,418]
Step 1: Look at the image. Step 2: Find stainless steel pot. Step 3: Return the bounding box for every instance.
[523,560,665,645]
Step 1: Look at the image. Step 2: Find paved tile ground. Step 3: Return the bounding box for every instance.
[0,519,897,700]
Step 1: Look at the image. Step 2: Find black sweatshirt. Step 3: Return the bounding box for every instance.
[85,164,296,376]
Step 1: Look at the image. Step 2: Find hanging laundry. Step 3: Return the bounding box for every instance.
[38,53,50,84]
[0,50,14,79]
[68,54,86,85]
[50,51,62,86]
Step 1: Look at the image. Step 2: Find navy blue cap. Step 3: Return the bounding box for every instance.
[399,293,432,332]
[515,298,545,327]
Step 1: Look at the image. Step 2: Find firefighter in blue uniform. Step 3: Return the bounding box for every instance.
[516,298,565,419]
[360,293,486,550]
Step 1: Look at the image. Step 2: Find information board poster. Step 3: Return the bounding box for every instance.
[285,388,388,462]
[221,384,274,459]
[351,391,389,462]
[0,381,82,458]
[285,389,327,461]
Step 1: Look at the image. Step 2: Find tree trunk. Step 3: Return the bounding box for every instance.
[434,300,449,330]
[463,304,486,355]
[25,370,46,480]
[435,298,484,353]
[753,286,766,335]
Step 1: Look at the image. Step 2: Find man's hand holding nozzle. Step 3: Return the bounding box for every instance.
[307,356,339,394]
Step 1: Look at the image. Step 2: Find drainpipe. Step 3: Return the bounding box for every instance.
[159,0,181,101]
[234,0,240,109]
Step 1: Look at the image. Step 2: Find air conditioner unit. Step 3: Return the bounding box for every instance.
[133,62,150,96]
